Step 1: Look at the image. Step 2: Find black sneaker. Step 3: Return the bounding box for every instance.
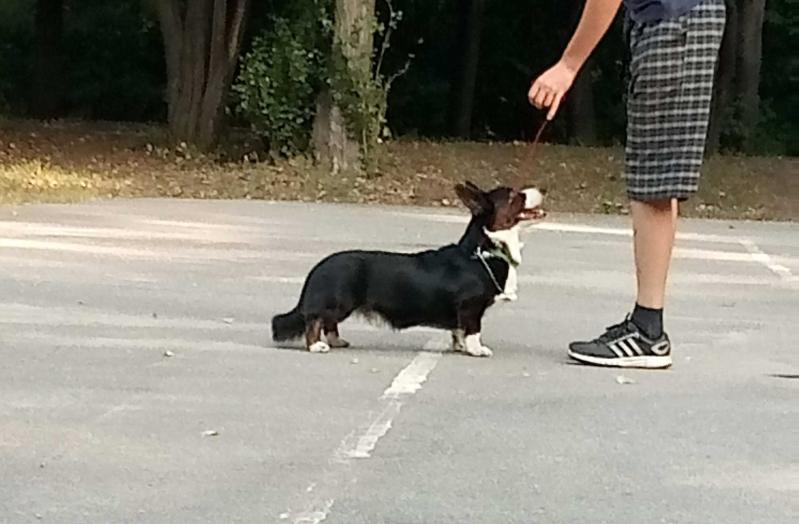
[568,317,672,369]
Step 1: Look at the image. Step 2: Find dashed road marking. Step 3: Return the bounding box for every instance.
[739,238,796,284]
[285,345,441,523]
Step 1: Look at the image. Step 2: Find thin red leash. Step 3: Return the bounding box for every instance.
[529,118,549,164]
[514,117,548,190]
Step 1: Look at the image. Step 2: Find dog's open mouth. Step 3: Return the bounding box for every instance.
[518,206,546,221]
[518,188,546,220]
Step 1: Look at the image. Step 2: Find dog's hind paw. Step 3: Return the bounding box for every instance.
[326,335,350,348]
[308,341,331,353]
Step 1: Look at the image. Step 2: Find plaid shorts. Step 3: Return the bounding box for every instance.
[625,0,726,202]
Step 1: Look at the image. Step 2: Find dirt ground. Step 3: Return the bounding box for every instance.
[1,120,796,220]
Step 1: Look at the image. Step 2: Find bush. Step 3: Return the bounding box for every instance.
[233,16,325,155]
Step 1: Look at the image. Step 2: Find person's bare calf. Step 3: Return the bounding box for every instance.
[632,198,678,310]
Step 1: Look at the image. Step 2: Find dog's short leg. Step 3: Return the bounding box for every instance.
[324,319,350,348]
[305,318,330,353]
[457,304,493,357]
[496,265,518,302]
[451,329,466,352]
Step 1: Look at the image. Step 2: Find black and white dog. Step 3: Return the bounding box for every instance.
[271,182,545,357]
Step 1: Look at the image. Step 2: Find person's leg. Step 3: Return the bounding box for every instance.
[628,198,678,338]
[566,196,677,369]
[632,198,677,308]
[567,0,725,369]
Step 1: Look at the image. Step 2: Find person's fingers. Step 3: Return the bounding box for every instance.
[527,85,538,106]
[534,86,550,109]
[543,90,556,110]
[528,79,541,102]
[528,82,543,107]
[547,92,564,121]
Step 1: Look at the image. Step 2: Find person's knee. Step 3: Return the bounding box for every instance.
[630,198,675,213]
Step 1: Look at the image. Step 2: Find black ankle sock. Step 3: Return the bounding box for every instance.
[631,304,663,339]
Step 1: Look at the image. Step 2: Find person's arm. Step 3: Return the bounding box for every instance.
[528,0,623,120]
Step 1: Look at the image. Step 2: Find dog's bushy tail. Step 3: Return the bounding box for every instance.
[271,307,305,342]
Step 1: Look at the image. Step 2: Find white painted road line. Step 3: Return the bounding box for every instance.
[0,238,320,262]
[529,222,630,237]
[381,351,442,399]
[335,401,403,461]
[0,222,235,241]
[335,350,440,461]
[389,212,757,245]
[286,347,442,523]
[529,222,754,245]
[739,238,796,284]
[673,247,782,263]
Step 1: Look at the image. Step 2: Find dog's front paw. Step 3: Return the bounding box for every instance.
[463,334,493,357]
[464,344,493,357]
[308,341,331,353]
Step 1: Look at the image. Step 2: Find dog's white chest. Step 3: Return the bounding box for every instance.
[485,226,522,302]
[496,265,518,302]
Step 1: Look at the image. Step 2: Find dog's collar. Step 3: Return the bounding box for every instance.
[478,244,519,268]
[472,247,506,294]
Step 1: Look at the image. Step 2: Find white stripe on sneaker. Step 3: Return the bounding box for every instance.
[608,343,625,358]
[627,338,644,355]
[617,340,634,357]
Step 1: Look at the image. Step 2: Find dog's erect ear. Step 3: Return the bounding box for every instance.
[455,182,489,215]
[464,181,482,193]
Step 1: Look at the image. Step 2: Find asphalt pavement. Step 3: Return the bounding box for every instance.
[0,199,796,523]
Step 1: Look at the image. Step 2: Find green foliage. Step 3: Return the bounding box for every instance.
[234,0,410,167]
[233,14,325,154]
[0,0,793,155]
[329,44,385,169]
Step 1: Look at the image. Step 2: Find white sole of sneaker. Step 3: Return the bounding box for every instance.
[568,350,672,369]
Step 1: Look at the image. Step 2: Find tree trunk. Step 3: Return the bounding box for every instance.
[735,0,765,151]
[707,0,737,155]
[311,91,360,175]
[448,0,486,138]
[31,0,64,118]
[312,0,375,174]
[568,58,598,145]
[154,0,250,150]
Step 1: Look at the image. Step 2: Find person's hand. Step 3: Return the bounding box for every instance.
[528,60,578,120]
